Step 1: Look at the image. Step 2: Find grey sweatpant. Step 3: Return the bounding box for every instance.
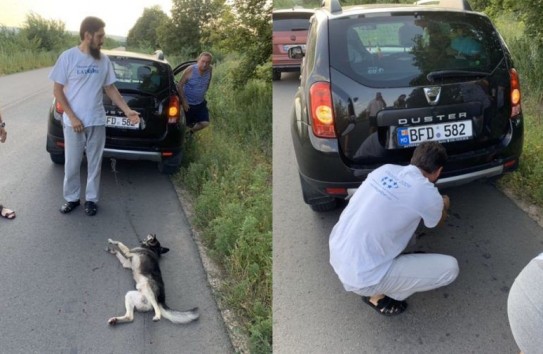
[507,255,543,354]
[62,125,106,203]
[349,253,459,301]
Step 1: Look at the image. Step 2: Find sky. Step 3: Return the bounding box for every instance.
[0,0,173,37]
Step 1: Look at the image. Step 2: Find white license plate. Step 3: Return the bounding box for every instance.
[397,120,473,147]
[106,116,138,130]
[283,44,306,51]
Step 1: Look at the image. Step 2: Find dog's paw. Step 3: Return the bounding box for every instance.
[152,315,161,322]
[107,238,115,244]
[108,317,118,325]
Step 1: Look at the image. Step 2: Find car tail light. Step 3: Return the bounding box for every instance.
[55,100,64,114]
[309,82,336,138]
[510,68,522,118]
[167,95,180,124]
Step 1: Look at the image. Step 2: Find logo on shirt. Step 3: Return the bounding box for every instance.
[76,64,100,75]
[381,176,398,189]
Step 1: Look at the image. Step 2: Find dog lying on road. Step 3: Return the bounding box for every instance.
[106,234,199,325]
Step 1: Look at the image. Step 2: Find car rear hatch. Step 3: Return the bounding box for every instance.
[272,11,313,66]
[104,56,178,142]
[327,11,520,171]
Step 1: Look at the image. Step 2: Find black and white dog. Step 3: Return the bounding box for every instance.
[106,234,199,325]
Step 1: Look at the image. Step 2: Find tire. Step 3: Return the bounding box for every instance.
[273,69,281,81]
[158,152,182,175]
[309,199,338,212]
[50,153,65,165]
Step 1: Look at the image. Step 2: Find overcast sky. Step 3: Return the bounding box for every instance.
[0,0,173,37]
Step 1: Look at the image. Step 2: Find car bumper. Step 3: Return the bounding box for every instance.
[293,114,523,201]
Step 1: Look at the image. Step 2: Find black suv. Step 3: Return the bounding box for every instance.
[290,0,523,211]
[46,49,194,174]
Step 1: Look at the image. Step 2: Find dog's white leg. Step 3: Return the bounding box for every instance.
[114,252,132,269]
[108,291,139,325]
[138,283,161,321]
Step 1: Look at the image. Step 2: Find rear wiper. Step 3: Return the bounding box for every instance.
[427,70,490,83]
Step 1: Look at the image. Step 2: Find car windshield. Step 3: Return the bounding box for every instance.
[110,58,170,95]
[329,12,505,87]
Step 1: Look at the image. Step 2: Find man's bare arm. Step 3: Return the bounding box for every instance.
[53,82,84,132]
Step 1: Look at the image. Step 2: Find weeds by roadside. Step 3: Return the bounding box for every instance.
[173,56,272,353]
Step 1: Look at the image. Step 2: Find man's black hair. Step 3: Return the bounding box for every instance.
[80,17,105,41]
[410,141,448,173]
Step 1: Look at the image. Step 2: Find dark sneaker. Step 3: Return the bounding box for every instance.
[84,201,98,216]
[60,200,80,214]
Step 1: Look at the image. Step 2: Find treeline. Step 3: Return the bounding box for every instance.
[127,0,271,86]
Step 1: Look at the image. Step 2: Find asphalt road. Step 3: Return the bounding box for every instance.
[0,68,233,353]
[273,72,543,353]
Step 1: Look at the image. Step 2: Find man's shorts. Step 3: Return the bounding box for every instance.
[186,100,209,127]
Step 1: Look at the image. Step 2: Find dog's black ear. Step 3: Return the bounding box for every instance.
[160,247,170,254]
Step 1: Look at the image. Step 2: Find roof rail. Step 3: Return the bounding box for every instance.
[415,0,472,11]
[321,0,342,14]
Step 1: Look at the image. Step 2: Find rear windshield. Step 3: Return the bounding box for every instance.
[329,12,505,87]
[273,12,313,31]
[110,57,170,95]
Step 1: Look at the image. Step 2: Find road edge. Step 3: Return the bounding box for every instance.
[173,182,251,354]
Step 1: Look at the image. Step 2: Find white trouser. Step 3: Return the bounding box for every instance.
[350,253,459,301]
[63,125,106,203]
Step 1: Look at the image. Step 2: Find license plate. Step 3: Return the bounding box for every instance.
[397,120,473,147]
[283,44,306,51]
[106,116,138,130]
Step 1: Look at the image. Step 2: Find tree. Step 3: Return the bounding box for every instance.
[157,0,224,58]
[209,0,272,85]
[127,6,169,50]
[21,12,67,51]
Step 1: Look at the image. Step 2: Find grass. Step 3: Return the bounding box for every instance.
[172,53,272,353]
[0,50,58,75]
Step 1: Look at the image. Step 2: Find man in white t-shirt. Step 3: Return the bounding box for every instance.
[49,17,140,216]
[329,141,459,316]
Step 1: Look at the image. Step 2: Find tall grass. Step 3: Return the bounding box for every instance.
[173,54,272,353]
[496,29,543,205]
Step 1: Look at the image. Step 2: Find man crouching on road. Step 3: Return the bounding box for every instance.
[329,141,459,316]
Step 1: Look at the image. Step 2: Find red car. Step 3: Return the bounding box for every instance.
[272,8,314,81]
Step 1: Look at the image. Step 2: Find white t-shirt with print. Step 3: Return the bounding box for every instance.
[49,47,117,127]
[329,164,444,290]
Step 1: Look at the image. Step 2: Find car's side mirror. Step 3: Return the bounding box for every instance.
[288,46,305,59]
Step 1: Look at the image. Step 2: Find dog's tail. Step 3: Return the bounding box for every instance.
[159,305,199,324]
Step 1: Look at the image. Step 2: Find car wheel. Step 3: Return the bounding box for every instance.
[50,153,65,165]
[158,152,182,175]
[309,199,338,212]
[273,69,281,81]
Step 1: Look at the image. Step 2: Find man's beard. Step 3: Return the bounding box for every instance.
[90,45,101,59]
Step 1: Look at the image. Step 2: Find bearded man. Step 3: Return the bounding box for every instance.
[49,17,140,216]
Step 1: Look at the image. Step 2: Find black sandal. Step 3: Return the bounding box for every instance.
[363,296,407,316]
[60,200,80,214]
[84,201,97,216]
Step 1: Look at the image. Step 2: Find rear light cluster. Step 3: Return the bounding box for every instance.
[510,68,521,118]
[309,82,336,138]
[167,95,180,124]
